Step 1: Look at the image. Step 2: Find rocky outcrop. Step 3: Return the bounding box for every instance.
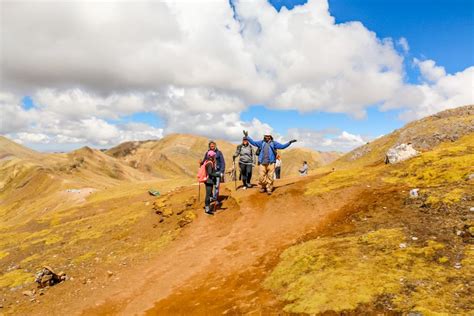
[385,143,420,164]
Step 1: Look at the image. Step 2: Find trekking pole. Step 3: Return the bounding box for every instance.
[198,182,201,202]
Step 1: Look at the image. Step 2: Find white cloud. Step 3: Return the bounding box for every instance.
[383,61,474,120]
[286,128,369,152]
[14,132,51,144]
[397,37,409,53]
[0,0,471,151]
[414,58,446,82]
[1,0,404,115]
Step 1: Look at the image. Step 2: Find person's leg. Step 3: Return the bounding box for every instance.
[239,162,247,187]
[205,183,212,207]
[266,164,275,192]
[275,167,280,179]
[247,164,253,186]
[258,164,267,191]
[213,176,220,200]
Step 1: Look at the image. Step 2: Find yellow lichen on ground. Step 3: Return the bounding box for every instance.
[0,251,9,260]
[0,269,34,288]
[72,252,96,264]
[264,228,472,314]
[305,167,378,195]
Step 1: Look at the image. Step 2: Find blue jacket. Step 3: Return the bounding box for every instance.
[201,149,225,172]
[247,136,291,164]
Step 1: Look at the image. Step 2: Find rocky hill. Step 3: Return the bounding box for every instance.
[106,133,340,178]
[0,105,472,315]
[335,104,474,168]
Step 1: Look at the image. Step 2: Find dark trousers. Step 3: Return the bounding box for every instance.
[239,163,252,186]
[205,183,214,206]
[275,167,281,179]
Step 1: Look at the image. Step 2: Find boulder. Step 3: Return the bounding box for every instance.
[385,143,420,164]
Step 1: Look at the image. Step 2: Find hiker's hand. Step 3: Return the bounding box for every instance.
[243,130,248,137]
[290,139,297,144]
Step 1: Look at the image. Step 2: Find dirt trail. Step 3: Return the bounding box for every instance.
[44,175,363,315]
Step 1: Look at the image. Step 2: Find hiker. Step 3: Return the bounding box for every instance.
[201,140,226,182]
[274,155,281,179]
[299,161,309,176]
[243,130,296,195]
[233,136,254,189]
[200,150,223,215]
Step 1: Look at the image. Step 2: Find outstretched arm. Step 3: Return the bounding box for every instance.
[246,136,263,148]
[273,139,297,149]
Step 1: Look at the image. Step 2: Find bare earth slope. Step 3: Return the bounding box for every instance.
[0,105,472,315]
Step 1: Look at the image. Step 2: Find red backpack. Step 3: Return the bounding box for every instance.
[197,160,214,183]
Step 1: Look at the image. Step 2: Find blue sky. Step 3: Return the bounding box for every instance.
[6,0,473,152]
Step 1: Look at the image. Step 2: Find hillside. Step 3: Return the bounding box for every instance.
[0,105,472,315]
[0,141,153,227]
[0,136,44,161]
[334,104,474,168]
[106,133,340,178]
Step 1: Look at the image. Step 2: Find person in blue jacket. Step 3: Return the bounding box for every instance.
[243,130,296,195]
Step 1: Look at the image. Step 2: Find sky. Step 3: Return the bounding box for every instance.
[0,0,473,152]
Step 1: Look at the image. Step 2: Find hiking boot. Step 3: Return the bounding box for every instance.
[259,188,266,193]
[243,186,247,190]
[205,206,214,216]
[267,191,272,196]
[246,183,252,188]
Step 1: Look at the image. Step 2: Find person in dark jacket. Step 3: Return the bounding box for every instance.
[233,136,254,189]
[201,140,225,174]
[243,131,296,195]
[203,150,222,215]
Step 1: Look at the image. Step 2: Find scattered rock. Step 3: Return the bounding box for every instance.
[409,189,420,198]
[411,237,418,241]
[154,207,173,217]
[107,271,114,277]
[35,266,66,288]
[470,207,474,212]
[385,143,420,164]
[178,211,197,227]
[399,243,407,249]
[454,262,462,269]
[22,290,35,297]
[7,264,21,271]
[466,173,474,181]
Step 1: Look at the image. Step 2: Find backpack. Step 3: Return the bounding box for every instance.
[197,160,214,183]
